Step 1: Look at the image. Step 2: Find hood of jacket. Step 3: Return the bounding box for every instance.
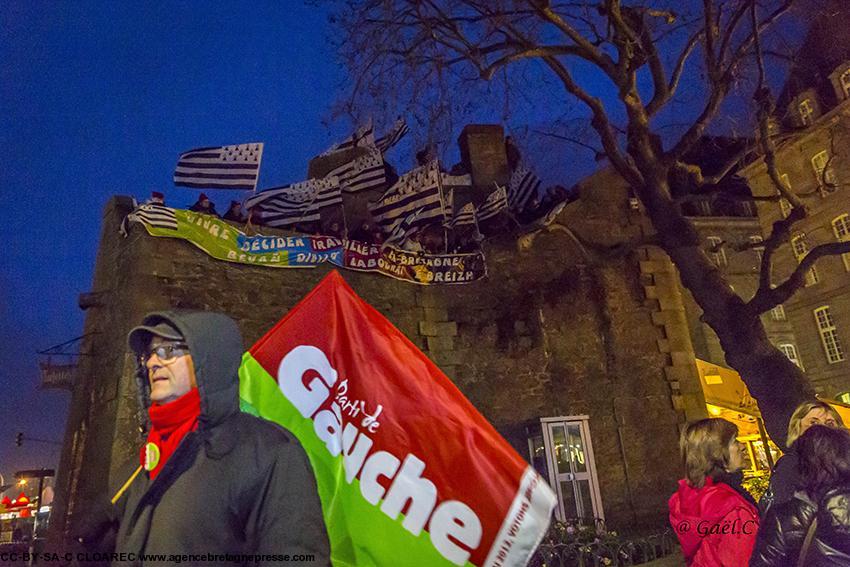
[130,310,243,432]
[669,477,755,559]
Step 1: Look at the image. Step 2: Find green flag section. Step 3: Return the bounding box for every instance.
[238,271,556,566]
[125,205,486,284]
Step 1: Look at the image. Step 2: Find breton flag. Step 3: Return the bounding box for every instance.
[245,177,342,228]
[322,120,375,156]
[383,207,426,249]
[174,143,263,190]
[375,117,409,154]
[446,202,476,229]
[127,203,178,230]
[327,150,386,193]
[507,166,542,212]
[477,184,508,222]
[369,160,444,234]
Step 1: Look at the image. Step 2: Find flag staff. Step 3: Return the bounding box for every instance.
[245,143,264,234]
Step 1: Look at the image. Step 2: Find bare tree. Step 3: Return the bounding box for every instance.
[330,0,850,445]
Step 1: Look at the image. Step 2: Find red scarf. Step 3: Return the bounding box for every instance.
[140,388,201,480]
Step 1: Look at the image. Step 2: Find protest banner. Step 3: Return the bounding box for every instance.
[239,271,555,566]
[125,206,486,285]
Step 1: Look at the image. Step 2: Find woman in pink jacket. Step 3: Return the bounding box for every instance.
[669,418,759,566]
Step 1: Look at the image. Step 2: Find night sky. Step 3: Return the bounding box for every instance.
[0,2,804,485]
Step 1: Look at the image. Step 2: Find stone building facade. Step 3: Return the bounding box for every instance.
[49,148,709,547]
[739,2,850,399]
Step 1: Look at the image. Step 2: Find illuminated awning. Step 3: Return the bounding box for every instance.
[695,358,850,429]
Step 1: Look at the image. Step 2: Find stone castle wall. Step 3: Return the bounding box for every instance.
[50,148,707,547]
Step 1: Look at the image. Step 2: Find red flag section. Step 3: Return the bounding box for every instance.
[245,270,555,566]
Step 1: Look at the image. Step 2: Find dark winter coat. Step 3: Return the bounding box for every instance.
[109,311,328,565]
[759,450,800,518]
[750,484,850,566]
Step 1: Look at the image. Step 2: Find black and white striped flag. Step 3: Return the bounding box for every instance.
[507,166,542,212]
[326,150,386,193]
[129,203,178,230]
[322,120,375,155]
[375,118,409,154]
[478,184,508,222]
[383,207,426,249]
[121,203,179,236]
[370,160,444,234]
[174,143,263,190]
[245,177,342,228]
[446,202,476,229]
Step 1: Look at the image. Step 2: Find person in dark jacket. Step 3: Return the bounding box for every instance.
[189,193,219,216]
[669,418,759,566]
[750,425,850,566]
[222,200,246,223]
[85,311,329,564]
[759,400,845,517]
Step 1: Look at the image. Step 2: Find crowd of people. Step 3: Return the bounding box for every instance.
[669,401,850,566]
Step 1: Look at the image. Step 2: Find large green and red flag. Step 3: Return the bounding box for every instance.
[239,271,555,566]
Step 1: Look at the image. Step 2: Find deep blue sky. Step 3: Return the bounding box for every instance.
[0,2,804,484]
[0,2,359,483]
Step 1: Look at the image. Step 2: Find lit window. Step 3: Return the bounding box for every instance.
[814,306,845,363]
[832,214,850,271]
[771,304,786,321]
[799,99,815,125]
[750,235,765,264]
[838,392,850,404]
[791,234,819,286]
[842,69,850,99]
[812,150,837,189]
[779,175,792,218]
[707,236,727,267]
[778,343,804,369]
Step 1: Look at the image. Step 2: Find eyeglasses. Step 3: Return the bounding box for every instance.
[139,343,190,366]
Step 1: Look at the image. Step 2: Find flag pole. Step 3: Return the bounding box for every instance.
[434,159,449,254]
[252,143,264,194]
[245,143,264,234]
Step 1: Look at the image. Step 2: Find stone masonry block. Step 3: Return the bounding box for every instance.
[644,285,659,299]
[416,290,442,308]
[427,335,455,352]
[422,306,449,322]
[656,339,671,353]
[642,247,671,261]
[651,271,681,292]
[657,295,683,312]
[665,332,694,352]
[664,366,696,383]
[429,349,462,367]
[670,351,694,366]
[639,259,674,275]
[419,321,458,337]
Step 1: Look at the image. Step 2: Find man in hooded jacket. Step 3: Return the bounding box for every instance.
[98,310,328,564]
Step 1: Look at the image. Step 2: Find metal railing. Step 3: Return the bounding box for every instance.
[529,518,676,567]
